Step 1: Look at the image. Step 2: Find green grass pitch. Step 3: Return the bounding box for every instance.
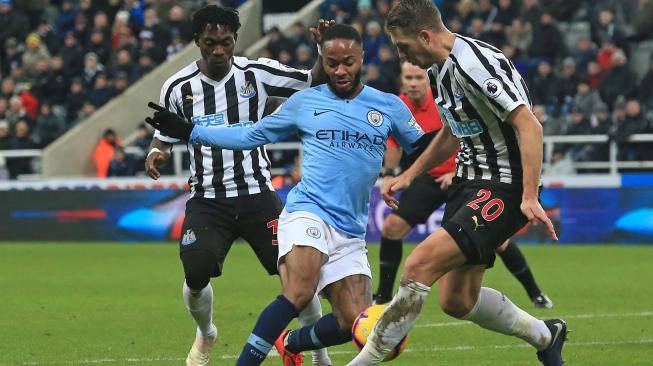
[1,243,651,365]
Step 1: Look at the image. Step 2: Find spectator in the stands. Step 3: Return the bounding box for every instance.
[520,0,543,26]
[6,95,31,129]
[365,64,396,94]
[111,10,136,51]
[289,22,311,51]
[610,99,650,161]
[30,58,51,101]
[166,28,185,59]
[378,45,400,86]
[467,17,485,39]
[35,18,57,53]
[55,0,76,37]
[586,60,606,90]
[566,107,592,136]
[573,81,605,117]
[534,104,564,135]
[546,148,576,175]
[505,18,531,57]
[355,0,378,25]
[87,73,111,108]
[596,39,618,72]
[266,26,292,59]
[0,98,7,120]
[141,7,167,48]
[530,61,560,107]
[93,128,120,178]
[495,0,518,26]
[74,101,96,125]
[82,52,104,88]
[474,0,498,26]
[133,123,152,152]
[600,50,638,109]
[7,120,34,178]
[362,20,387,65]
[110,71,129,98]
[139,30,165,64]
[559,57,581,103]
[529,11,564,64]
[293,44,313,70]
[21,32,50,78]
[571,37,597,76]
[16,83,38,122]
[74,0,92,44]
[0,121,10,150]
[112,49,137,83]
[2,37,22,77]
[278,49,293,68]
[60,31,84,79]
[0,0,29,54]
[85,28,111,66]
[591,9,626,51]
[0,77,15,99]
[65,77,85,126]
[480,21,506,49]
[40,55,68,106]
[108,145,135,177]
[134,51,155,80]
[34,102,63,147]
[166,5,192,42]
[92,11,111,41]
[639,60,653,110]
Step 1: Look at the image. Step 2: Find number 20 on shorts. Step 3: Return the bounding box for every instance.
[466,189,505,221]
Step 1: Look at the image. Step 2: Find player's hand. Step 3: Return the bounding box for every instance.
[309,19,335,45]
[145,149,169,180]
[381,173,414,210]
[435,172,454,190]
[146,102,194,141]
[520,197,558,241]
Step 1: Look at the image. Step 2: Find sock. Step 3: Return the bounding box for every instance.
[182,281,216,338]
[236,295,299,366]
[499,241,542,300]
[376,237,403,302]
[297,296,331,365]
[286,313,351,353]
[348,279,430,365]
[462,287,551,350]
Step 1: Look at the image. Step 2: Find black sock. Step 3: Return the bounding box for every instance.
[285,313,351,353]
[376,236,403,301]
[498,241,542,300]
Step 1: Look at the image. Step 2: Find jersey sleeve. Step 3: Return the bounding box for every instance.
[189,93,300,150]
[153,80,182,143]
[254,57,312,98]
[389,98,424,154]
[457,46,529,121]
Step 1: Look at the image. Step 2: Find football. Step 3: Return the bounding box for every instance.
[351,304,408,361]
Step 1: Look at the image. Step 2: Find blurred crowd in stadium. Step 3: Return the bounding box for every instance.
[0,0,652,180]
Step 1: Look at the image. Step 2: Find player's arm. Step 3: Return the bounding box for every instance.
[506,105,558,241]
[382,137,402,177]
[308,19,334,86]
[145,137,172,180]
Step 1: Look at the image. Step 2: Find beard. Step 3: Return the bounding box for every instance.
[327,70,362,99]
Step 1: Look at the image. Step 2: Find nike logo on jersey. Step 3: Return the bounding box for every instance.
[314,110,329,116]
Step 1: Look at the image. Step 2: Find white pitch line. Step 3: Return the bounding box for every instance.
[11,311,653,366]
[415,310,653,328]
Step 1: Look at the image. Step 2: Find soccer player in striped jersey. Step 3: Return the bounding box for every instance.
[144,5,333,366]
[374,62,553,310]
[347,1,567,366]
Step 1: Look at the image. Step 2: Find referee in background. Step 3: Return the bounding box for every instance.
[145,5,332,366]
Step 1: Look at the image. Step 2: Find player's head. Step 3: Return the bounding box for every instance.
[401,62,429,104]
[192,5,240,72]
[385,0,446,68]
[320,24,364,99]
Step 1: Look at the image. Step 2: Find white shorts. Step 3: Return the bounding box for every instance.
[277,209,372,294]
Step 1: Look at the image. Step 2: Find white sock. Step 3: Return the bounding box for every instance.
[182,281,217,339]
[298,295,331,366]
[462,287,551,350]
[347,279,431,366]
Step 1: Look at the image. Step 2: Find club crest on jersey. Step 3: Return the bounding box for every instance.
[367,110,384,127]
[181,229,197,246]
[239,81,257,99]
[482,78,503,98]
[306,227,321,239]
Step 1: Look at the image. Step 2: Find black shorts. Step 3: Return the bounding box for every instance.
[179,191,283,277]
[441,179,532,268]
[393,174,448,226]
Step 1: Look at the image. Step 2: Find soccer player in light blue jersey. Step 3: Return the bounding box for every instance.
[146,24,429,366]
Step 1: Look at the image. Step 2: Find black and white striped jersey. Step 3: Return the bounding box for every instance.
[428,35,531,185]
[154,56,311,198]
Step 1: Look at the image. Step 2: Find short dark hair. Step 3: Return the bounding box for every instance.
[191,5,240,39]
[386,0,445,36]
[320,24,362,46]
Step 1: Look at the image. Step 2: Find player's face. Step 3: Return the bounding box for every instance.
[196,24,237,73]
[390,29,435,69]
[401,62,429,102]
[322,39,363,98]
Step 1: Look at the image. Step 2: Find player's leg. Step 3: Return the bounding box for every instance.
[235,211,328,366]
[376,174,448,304]
[497,239,553,308]
[347,228,467,365]
[278,226,372,364]
[237,192,331,365]
[180,198,237,366]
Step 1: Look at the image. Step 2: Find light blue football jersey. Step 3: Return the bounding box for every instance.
[189,84,424,238]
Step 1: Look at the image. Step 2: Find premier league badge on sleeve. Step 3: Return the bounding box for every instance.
[482,78,503,98]
[367,110,384,127]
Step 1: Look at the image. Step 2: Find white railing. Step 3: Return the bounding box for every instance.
[2,134,653,179]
